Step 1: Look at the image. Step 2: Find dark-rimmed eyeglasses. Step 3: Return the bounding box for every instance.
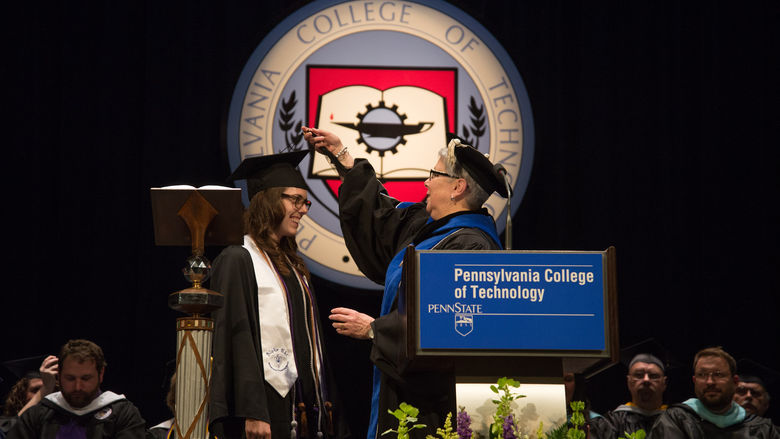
[628,371,664,381]
[429,169,457,180]
[281,193,312,209]
[736,386,764,398]
[694,370,730,382]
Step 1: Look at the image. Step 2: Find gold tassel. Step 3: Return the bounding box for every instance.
[297,402,308,438]
[325,401,335,436]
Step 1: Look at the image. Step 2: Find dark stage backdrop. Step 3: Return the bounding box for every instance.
[3,0,777,433]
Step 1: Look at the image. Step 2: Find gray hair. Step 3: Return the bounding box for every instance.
[437,138,490,209]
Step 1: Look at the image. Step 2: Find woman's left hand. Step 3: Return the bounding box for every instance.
[329,307,375,339]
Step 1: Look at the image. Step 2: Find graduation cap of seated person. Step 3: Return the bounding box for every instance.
[584,338,683,385]
[735,358,779,418]
[0,355,45,391]
[581,338,684,411]
[618,338,683,375]
[449,136,509,198]
[227,150,309,200]
[737,358,780,391]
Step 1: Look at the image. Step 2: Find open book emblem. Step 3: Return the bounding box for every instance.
[333,98,433,157]
[455,313,474,336]
[308,67,457,202]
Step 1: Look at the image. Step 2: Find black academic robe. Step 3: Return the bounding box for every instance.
[589,405,664,439]
[208,246,348,439]
[145,419,172,439]
[1,416,17,438]
[8,396,145,439]
[338,159,501,439]
[648,404,780,439]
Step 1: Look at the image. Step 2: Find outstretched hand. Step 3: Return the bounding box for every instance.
[18,354,58,416]
[302,126,354,169]
[39,355,58,395]
[329,307,375,340]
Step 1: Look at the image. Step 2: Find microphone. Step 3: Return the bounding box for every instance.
[493,163,512,195]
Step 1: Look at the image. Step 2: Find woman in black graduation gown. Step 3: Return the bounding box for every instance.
[208,151,348,439]
[303,127,508,439]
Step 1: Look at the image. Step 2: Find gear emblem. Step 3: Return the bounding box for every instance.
[334,100,433,157]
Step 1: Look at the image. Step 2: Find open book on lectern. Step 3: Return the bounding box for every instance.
[150,185,243,247]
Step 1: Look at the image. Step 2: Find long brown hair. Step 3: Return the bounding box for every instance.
[244,187,310,280]
[3,377,31,416]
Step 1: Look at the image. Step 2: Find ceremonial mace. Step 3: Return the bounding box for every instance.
[151,186,243,439]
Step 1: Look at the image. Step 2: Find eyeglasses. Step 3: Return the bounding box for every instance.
[429,169,457,180]
[736,386,764,398]
[280,193,312,209]
[628,371,664,381]
[694,370,731,382]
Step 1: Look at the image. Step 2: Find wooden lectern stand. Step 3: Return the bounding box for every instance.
[150,186,244,439]
[399,246,619,435]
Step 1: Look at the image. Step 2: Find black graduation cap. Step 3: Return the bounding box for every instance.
[618,338,682,374]
[0,355,45,386]
[737,358,780,390]
[227,150,309,200]
[451,140,509,198]
[585,338,683,381]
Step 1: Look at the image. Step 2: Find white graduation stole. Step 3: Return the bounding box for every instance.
[243,235,298,397]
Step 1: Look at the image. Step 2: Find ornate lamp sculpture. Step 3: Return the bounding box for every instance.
[151,186,243,439]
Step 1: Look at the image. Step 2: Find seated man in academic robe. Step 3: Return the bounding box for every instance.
[648,346,779,439]
[733,376,771,418]
[590,353,668,438]
[8,339,145,439]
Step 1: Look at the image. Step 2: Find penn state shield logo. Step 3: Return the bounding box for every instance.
[228,0,534,288]
[455,313,473,336]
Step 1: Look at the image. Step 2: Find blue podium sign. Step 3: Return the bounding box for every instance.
[415,250,608,352]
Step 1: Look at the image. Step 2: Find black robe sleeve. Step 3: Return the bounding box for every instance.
[8,399,146,439]
[5,408,41,439]
[369,309,456,439]
[338,159,429,285]
[208,246,271,428]
[367,228,500,438]
[648,405,780,439]
[588,415,614,439]
[647,407,690,439]
[109,401,147,439]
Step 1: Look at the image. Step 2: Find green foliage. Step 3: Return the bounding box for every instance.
[385,389,592,439]
[382,402,427,439]
[426,412,458,439]
[489,377,525,438]
[532,401,587,439]
[537,421,568,439]
[565,402,585,439]
[620,430,646,439]
[490,377,525,416]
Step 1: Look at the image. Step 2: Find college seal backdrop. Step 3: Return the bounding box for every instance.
[227,0,535,288]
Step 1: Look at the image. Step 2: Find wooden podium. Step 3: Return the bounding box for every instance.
[150,186,244,439]
[399,246,619,434]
